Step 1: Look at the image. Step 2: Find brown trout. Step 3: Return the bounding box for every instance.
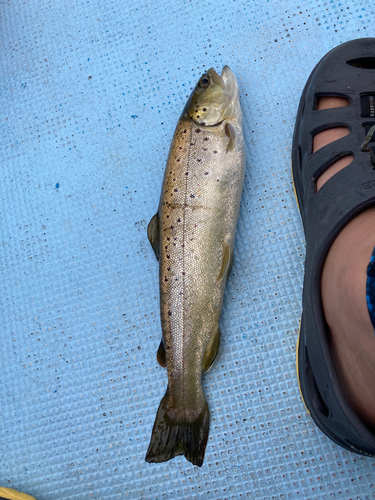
[146,66,245,466]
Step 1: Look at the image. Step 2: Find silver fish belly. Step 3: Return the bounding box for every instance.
[146,66,245,467]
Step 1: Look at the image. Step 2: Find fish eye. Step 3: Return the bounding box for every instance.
[198,76,210,88]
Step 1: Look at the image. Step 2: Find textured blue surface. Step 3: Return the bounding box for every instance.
[1,0,375,498]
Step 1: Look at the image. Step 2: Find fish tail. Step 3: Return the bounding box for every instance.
[145,388,209,467]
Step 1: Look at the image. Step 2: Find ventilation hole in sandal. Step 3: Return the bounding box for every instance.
[347,57,375,69]
[314,95,350,111]
[313,125,350,154]
[316,153,354,192]
[312,125,353,191]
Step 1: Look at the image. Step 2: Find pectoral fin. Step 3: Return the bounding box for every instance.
[157,339,166,367]
[147,213,160,261]
[202,324,220,373]
[217,242,231,282]
[225,122,236,153]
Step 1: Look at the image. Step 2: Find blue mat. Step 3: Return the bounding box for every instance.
[1,0,375,498]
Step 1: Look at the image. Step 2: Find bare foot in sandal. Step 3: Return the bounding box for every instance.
[315,96,375,429]
[292,37,375,455]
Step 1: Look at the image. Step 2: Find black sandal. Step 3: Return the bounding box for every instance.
[292,38,375,456]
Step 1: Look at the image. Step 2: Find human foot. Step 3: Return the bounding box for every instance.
[315,96,375,429]
[292,37,375,456]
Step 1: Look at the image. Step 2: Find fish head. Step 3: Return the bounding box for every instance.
[185,66,240,126]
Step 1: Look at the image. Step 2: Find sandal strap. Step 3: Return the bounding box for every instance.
[303,134,359,192]
[301,106,359,136]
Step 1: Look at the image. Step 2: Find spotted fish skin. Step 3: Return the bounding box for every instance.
[146,66,246,467]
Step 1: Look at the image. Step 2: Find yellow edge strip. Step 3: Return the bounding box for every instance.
[291,158,310,415]
[290,157,301,214]
[0,487,37,500]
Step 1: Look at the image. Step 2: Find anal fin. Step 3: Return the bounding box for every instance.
[217,242,231,282]
[157,339,166,367]
[202,324,220,373]
[147,213,160,261]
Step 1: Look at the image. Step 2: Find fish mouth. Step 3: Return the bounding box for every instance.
[207,66,233,90]
[208,67,226,90]
[221,66,237,96]
[204,66,237,97]
[221,65,232,83]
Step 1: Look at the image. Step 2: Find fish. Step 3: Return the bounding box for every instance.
[145,66,246,467]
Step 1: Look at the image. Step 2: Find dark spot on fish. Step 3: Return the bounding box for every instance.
[204,137,209,141]
[166,254,170,259]
[204,172,209,175]
[196,116,200,119]
[185,172,189,175]
[195,129,201,133]
[174,237,177,240]
[170,171,172,174]
[165,245,168,249]
[203,148,207,151]
[182,272,185,275]
[194,224,198,227]
[197,159,201,162]
[203,108,207,112]
[190,143,194,146]
[174,188,178,192]
[190,194,195,198]
[168,311,172,316]
[167,267,170,271]
[166,215,169,218]
[183,129,187,133]
[170,226,174,230]
[181,244,185,248]
[177,159,180,162]
[167,237,170,241]
[164,277,168,282]
[177,218,181,222]
[179,146,182,149]
[213,150,218,154]
[166,345,170,349]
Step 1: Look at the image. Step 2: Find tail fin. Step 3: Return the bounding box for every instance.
[145,389,209,467]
